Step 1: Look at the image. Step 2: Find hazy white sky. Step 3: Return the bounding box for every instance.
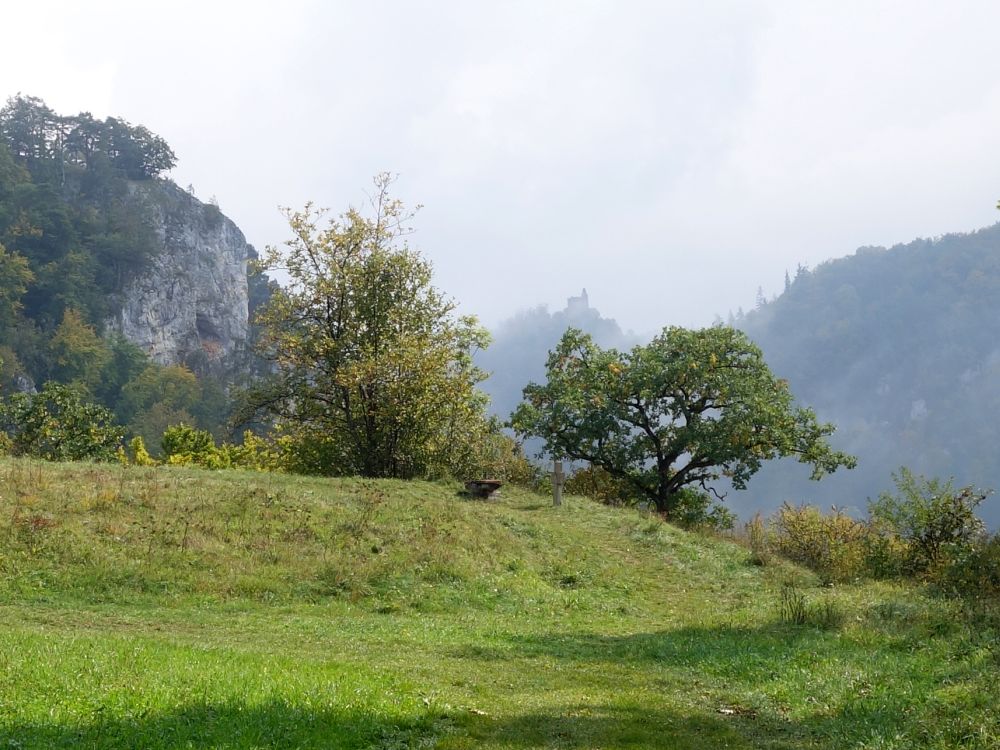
[3,0,999,334]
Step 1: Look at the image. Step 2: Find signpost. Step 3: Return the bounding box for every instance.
[553,459,565,507]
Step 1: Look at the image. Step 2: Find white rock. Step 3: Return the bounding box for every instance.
[108,181,251,368]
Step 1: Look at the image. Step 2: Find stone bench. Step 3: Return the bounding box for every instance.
[464,479,502,499]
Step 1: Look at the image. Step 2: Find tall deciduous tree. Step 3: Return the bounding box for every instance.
[249,174,492,479]
[0,243,32,330]
[511,326,855,517]
[117,363,202,451]
[49,308,110,391]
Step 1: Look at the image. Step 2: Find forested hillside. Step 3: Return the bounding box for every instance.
[737,225,1000,526]
[0,96,253,447]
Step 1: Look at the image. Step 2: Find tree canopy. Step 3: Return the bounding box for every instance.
[0,98,163,329]
[247,174,496,479]
[0,382,124,462]
[0,95,176,181]
[511,325,856,516]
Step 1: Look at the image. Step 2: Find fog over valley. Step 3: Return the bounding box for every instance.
[5,4,1000,747]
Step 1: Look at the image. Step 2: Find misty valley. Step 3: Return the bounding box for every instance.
[0,91,998,749]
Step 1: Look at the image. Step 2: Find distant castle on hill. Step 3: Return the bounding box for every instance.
[566,288,589,315]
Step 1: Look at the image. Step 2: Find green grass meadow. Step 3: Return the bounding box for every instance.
[0,458,996,748]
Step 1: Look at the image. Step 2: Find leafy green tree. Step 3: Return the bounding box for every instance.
[0,95,60,166]
[0,95,175,181]
[0,99,174,401]
[118,364,202,451]
[93,334,150,409]
[0,96,166,330]
[249,174,492,479]
[100,117,177,179]
[49,308,111,391]
[0,139,29,226]
[5,320,49,387]
[118,364,201,423]
[511,326,855,517]
[135,402,198,455]
[0,382,124,461]
[0,243,33,331]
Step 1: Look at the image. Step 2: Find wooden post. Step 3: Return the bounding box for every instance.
[553,459,564,507]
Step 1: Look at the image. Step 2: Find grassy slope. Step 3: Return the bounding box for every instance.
[0,458,995,749]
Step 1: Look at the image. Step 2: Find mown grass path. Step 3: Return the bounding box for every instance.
[0,459,995,748]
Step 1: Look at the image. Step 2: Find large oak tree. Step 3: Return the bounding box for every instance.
[511,326,855,517]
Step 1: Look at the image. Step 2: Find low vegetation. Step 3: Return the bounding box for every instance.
[744,470,1000,600]
[0,457,997,748]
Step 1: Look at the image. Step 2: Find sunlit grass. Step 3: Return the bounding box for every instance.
[0,457,995,748]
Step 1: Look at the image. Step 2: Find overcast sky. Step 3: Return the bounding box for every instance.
[3,0,999,334]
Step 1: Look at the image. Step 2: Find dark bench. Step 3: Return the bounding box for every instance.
[465,479,502,499]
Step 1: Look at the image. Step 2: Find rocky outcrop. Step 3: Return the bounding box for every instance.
[109,182,252,368]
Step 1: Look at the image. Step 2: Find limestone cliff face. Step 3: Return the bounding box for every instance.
[109,182,252,367]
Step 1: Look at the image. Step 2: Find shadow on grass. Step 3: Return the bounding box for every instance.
[513,502,552,511]
[455,703,805,750]
[455,622,818,672]
[0,699,441,750]
[0,700,815,750]
[451,623,954,749]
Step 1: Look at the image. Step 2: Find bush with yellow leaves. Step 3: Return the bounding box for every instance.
[772,503,870,584]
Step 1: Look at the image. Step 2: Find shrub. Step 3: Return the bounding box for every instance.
[463,430,545,487]
[868,468,988,574]
[772,503,869,583]
[0,382,124,462]
[161,423,230,469]
[272,416,543,485]
[745,513,771,566]
[223,430,282,472]
[271,426,345,476]
[936,533,1000,599]
[861,521,911,579]
[128,436,158,466]
[491,443,546,489]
